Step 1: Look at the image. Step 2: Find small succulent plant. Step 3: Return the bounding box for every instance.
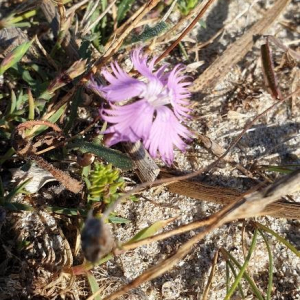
[87,162,125,205]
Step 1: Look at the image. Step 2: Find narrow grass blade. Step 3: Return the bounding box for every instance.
[224,229,258,300]
[259,229,273,300]
[5,178,31,202]
[9,90,17,114]
[224,258,245,299]
[27,88,35,120]
[221,248,264,300]
[0,40,33,75]
[2,201,35,212]
[254,222,300,258]
[87,271,102,300]
[124,217,176,245]
[0,147,15,164]
[226,262,230,294]
[32,104,66,136]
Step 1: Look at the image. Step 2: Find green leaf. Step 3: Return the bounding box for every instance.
[2,202,35,212]
[0,39,33,76]
[262,165,300,174]
[124,218,176,245]
[45,206,87,217]
[129,21,168,44]
[117,0,135,23]
[108,215,130,224]
[69,139,133,170]
[87,271,102,300]
[5,178,32,203]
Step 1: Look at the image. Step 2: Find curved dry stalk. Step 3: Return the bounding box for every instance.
[11,120,83,193]
[14,120,62,133]
[156,0,213,44]
[101,169,300,300]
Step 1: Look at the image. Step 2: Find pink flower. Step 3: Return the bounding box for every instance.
[91,48,192,165]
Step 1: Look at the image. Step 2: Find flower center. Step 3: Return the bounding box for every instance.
[141,79,171,108]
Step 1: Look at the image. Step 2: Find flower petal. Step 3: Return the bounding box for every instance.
[131,48,157,81]
[101,62,145,102]
[144,106,192,165]
[167,65,192,119]
[101,100,155,146]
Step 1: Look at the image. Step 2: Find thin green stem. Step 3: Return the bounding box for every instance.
[224,229,258,300]
[254,222,300,258]
[259,229,273,300]
[225,259,245,299]
[221,248,264,300]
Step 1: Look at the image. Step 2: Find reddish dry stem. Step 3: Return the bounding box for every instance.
[30,155,83,194]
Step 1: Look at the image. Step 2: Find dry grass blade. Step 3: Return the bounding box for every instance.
[91,0,160,72]
[261,37,283,100]
[155,0,217,63]
[201,250,219,300]
[160,170,300,219]
[156,0,213,44]
[81,0,118,35]
[190,0,292,93]
[103,169,300,300]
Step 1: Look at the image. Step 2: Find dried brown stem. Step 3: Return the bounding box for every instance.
[202,250,219,300]
[12,120,83,194]
[155,0,216,64]
[160,170,300,220]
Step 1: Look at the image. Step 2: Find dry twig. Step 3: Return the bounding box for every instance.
[190,0,292,93]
